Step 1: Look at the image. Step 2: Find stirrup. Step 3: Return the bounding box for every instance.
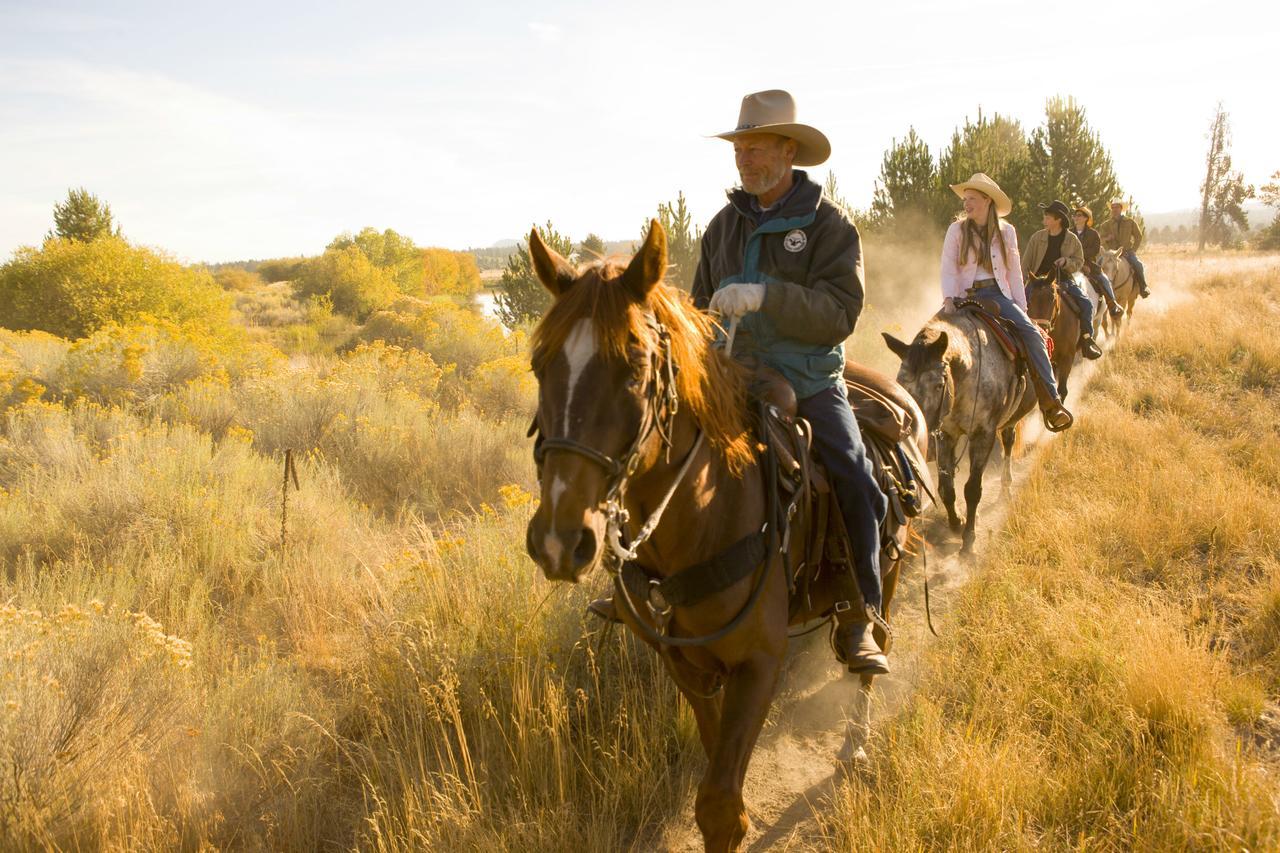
[1041,403,1074,433]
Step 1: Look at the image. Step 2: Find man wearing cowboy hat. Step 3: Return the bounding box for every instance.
[690,89,890,675]
[1072,205,1126,319]
[1098,199,1150,298]
[1023,199,1103,360]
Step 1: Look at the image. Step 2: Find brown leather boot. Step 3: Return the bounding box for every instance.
[834,618,890,675]
[587,596,621,623]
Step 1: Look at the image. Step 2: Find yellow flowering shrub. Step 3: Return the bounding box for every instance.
[0,601,194,846]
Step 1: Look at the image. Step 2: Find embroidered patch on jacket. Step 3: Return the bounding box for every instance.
[783,229,807,253]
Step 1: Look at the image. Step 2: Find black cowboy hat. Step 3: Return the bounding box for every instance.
[1038,199,1072,226]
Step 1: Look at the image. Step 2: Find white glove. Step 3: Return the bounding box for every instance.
[709,283,765,319]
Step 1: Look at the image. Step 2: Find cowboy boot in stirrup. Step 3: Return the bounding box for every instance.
[1079,333,1103,360]
[834,607,890,676]
[1032,377,1073,432]
[587,596,621,623]
[1105,294,1125,317]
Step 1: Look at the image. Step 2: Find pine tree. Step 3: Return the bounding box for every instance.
[868,128,939,232]
[649,192,700,291]
[577,233,607,264]
[937,111,1033,233]
[48,187,119,242]
[494,222,573,327]
[1025,97,1124,223]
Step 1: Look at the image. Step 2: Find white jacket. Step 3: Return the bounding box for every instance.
[940,219,1026,310]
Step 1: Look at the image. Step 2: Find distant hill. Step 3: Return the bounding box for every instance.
[470,237,636,271]
[1143,202,1271,230]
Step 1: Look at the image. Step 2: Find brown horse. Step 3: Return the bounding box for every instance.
[524,220,928,852]
[1025,271,1080,401]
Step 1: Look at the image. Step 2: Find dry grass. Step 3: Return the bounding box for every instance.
[820,256,1280,851]
[0,252,1277,850]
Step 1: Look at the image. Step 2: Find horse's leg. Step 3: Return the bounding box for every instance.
[664,652,723,755]
[936,433,962,533]
[999,424,1017,497]
[695,653,781,853]
[961,430,997,553]
[838,675,874,767]
[838,546,901,765]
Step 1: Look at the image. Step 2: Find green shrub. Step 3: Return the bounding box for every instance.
[292,246,399,320]
[0,237,231,339]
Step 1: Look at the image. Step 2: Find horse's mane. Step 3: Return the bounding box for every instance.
[531,261,756,475]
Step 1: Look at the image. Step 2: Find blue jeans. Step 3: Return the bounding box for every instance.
[1085,267,1118,304]
[796,385,887,611]
[970,285,1059,400]
[1122,250,1148,289]
[1057,275,1095,337]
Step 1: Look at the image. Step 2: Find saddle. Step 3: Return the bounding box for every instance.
[750,362,930,620]
[955,297,1053,362]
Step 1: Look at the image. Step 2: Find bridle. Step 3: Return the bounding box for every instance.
[929,359,956,476]
[531,316,704,567]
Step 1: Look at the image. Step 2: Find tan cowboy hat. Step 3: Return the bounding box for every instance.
[949,173,1013,218]
[1109,198,1129,211]
[714,89,831,167]
[1073,205,1094,227]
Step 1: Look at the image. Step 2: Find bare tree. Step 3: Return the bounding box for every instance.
[1198,103,1255,250]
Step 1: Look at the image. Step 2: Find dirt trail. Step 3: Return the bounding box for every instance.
[652,253,1249,852]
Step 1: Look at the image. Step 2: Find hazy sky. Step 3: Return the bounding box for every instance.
[2,0,1277,262]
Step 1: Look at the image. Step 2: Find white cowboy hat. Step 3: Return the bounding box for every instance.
[713,90,831,167]
[949,173,1013,218]
[1109,198,1129,210]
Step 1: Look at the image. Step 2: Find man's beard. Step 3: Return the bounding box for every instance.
[739,161,787,196]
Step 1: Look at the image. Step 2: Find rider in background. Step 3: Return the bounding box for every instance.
[1072,205,1126,319]
[1023,199,1103,360]
[1098,199,1151,298]
[940,174,1073,432]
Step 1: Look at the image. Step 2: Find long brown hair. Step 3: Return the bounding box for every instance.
[956,192,1010,272]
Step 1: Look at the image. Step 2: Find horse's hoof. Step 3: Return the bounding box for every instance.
[836,744,870,774]
[948,517,963,533]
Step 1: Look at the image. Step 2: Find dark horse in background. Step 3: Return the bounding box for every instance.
[524,221,929,852]
[1025,271,1080,402]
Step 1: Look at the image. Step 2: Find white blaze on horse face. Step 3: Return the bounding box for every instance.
[562,317,597,430]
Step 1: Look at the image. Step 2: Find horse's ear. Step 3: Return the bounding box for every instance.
[882,332,911,361]
[925,331,949,359]
[529,227,576,296]
[619,219,668,301]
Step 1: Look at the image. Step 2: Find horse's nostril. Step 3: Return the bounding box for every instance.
[572,527,597,569]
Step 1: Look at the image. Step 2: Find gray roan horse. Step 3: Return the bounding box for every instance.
[883,310,1034,553]
[1100,248,1140,334]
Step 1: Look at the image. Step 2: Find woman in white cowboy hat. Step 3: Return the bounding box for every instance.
[940,173,1073,431]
